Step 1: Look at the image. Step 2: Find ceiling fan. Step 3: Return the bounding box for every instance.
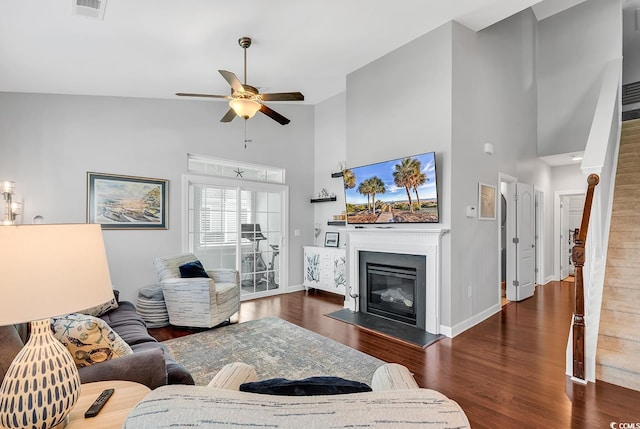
[176,37,304,125]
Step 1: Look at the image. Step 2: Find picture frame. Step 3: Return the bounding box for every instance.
[324,231,339,247]
[478,182,497,221]
[87,172,168,230]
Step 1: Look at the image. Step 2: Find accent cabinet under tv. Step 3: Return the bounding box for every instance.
[303,246,346,296]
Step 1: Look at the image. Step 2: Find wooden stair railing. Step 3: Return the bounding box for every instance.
[571,173,600,381]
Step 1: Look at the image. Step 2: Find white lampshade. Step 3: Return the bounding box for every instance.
[0,223,114,324]
[0,223,114,429]
[229,98,261,119]
[0,180,14,195]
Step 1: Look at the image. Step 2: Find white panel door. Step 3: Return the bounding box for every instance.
[507,183,536,301]
[515,182,535,301]
[560,197,571,279]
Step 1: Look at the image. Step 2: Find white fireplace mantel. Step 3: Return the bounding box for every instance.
[345,227,448,335]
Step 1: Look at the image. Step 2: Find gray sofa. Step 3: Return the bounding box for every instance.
[0,300,194,390]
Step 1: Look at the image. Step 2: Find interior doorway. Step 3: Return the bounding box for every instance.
[557,192,585,281]
[499,173,540,304]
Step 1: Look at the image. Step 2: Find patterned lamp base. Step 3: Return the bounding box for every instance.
[0,318,81,429]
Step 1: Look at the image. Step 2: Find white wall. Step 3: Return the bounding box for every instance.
[537,0,622,157]
[313,92,347,247]
[0,92,315,302]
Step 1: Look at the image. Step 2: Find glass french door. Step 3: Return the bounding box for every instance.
[184,175,288,300]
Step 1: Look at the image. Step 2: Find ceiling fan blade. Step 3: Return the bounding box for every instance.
[176,93,229,99]
[219,70,244,93]
[259,92,304,102]
[220,108,237,122]
[259,104,290,125]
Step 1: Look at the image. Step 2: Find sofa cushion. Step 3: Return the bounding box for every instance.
[79,292,119,317]
[179,260,209,278]
[240,377,372,396]
[52,313,133,368]
[0,325,24,383]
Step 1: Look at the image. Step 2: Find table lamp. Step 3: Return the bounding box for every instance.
[0,224,114,429]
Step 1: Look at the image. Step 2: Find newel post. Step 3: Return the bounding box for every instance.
[571,173,599,381]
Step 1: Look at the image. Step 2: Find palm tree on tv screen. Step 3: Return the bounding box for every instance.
[393,158,418,213]
[410,158,427,208]
[357,180,373,212]
[343,169,356,190]
[366,177,386,213]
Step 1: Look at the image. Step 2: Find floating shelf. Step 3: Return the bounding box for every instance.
[310,196,337,203]
[331,171,344,178]
[327,221,346,226]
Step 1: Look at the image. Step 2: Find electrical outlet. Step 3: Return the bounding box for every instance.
[468,285,472,297]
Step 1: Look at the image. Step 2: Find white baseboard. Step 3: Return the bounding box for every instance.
[544,275,555,285]
[285,284,305,293]
[440,303,502,338]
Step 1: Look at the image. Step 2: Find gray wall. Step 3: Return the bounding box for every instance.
[450,11,543,328]
[537,0,622,157]
[0,92,315,302]
[313,92,347,246]
[346,22,454,326]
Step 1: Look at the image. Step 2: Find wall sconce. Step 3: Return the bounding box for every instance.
[1,180,21,225]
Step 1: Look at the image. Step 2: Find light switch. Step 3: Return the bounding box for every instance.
[294,229,300,237]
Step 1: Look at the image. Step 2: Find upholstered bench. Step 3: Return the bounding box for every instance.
[124,362,470,429]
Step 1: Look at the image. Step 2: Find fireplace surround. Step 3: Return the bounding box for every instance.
[345,228,447,335]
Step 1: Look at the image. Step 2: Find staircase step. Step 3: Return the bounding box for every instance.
[604,266,640,289]
[600,308,640,326]
[608,231,640,247]
[596,362,640,392]
[600,294,640,315]
[613,172,640,186]
[609,215,640,232]
[599,320,640,343]
[603,284,640,301]
[606,247,640,265]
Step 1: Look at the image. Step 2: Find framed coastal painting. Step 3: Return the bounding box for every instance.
[87,172,168,229]
[478,182,496,221]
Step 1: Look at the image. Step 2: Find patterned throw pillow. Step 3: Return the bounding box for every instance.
[51,313,133,368]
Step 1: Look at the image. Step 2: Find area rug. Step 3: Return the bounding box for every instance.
[163,317,385,386]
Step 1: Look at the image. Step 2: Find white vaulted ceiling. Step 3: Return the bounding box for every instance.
[0,0,584,104]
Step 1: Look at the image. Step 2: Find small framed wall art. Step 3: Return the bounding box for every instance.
[324,231,339,247]
[87,172,168,229]
[478,182,496,221]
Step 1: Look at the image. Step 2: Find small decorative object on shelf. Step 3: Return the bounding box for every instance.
[331,171,344,178]
[310,188,336,203]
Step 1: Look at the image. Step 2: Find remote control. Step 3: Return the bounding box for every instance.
[84,388,114,418]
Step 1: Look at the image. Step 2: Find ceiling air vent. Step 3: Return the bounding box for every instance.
[72,0,107,20]
[622,81,640,105]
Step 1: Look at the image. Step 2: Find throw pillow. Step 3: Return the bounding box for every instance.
[239,377,372,396]
[51,313,133,368]
[78,292,119,317]
[179,260,210,278]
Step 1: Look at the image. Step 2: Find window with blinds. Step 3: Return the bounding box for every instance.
[194,185,252,247]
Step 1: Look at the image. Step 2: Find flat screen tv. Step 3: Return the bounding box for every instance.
[343,151,439,224]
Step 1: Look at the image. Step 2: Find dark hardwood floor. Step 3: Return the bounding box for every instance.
[149,281,640,428]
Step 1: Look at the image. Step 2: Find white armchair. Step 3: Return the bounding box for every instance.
[153,253,240,328]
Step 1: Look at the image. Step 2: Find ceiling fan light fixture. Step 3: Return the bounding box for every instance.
[229,98,261,119]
